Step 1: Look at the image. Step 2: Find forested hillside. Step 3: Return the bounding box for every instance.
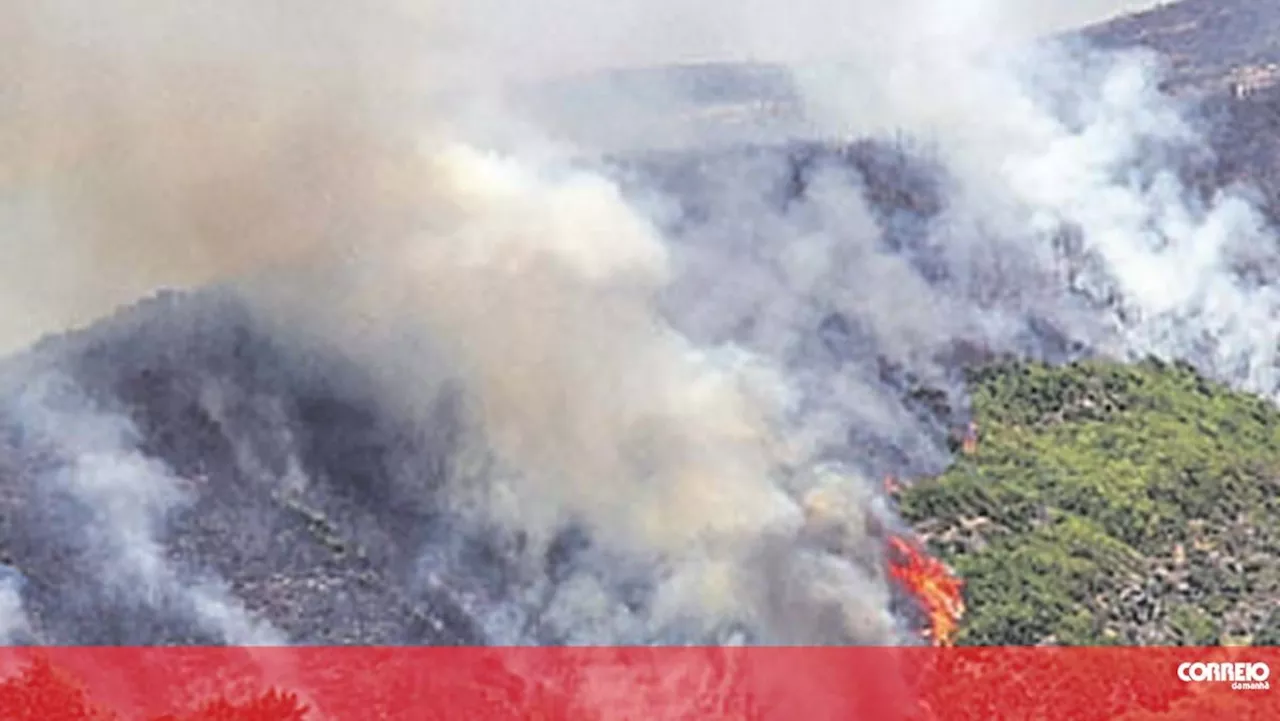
[899,359,1280,646]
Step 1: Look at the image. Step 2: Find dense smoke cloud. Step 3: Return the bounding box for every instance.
[2,0,1276,648]
[786,28,1280,399]
[0,0,441,353]
[0,0,903,644]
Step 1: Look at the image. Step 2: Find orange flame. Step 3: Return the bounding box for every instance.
[887,536,966,646]
[883,474,902,496]
[960,421,978,456]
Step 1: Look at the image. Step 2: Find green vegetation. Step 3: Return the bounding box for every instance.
[898,358,1280,646]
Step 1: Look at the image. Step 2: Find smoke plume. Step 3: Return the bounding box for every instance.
[3,0,1277,647]
[6,372,283,645]
[0,0,442,353]
[0,573,27,645]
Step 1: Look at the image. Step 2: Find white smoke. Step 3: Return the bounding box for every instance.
[2,0,1276,647]
[0,577,28,645]
[9,373,283,645]
[313,142,899,643]
[985,49,1280,397]
[653,3,1280,464]
[786,21,1280,399]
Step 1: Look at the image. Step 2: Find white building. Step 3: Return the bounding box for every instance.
[1230,62,1280,98]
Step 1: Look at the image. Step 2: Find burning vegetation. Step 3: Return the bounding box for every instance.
[885,480,965,646]
[897,359,1280,647]
[882,467,967,646]
[886,535,966,646]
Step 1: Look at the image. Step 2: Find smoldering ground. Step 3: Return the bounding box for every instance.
[1,0,1278,650]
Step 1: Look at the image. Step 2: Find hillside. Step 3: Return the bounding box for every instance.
[898,359,1280,646]
[1082,0,1280,96]
[0,137,961,646]
[505,0,1280,150]
[0,291,488,645]
[4,0,1280,651]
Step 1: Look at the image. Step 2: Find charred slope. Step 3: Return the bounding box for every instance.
[0,291,486,644]
[1081,0,1280,95]
[0,138,968,645]
[1083,0,1280,226]
[1200,83,1280,226]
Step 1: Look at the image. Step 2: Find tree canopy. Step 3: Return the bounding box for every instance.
[898,358,1280,646]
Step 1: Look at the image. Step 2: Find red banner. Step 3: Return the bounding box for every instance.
[0,647,1275,720]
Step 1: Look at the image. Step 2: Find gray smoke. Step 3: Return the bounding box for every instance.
[645,25,1280,493]
[5,372,283,645]
[0,568,27,644]
[2,0,1276,648]
[834,36,1280,393]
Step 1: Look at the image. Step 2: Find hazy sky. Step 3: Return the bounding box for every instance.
[432,0,1174,80]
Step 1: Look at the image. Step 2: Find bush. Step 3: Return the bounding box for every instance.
[900,359,1280,646]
